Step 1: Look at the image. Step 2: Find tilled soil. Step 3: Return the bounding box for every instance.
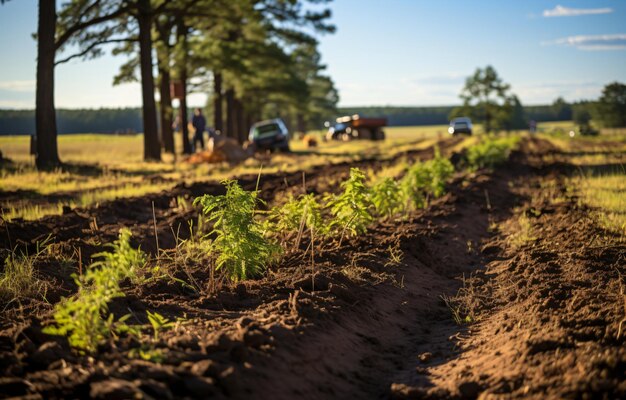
[1,136,624,399]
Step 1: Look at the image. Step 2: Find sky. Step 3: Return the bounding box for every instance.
[0,0,625,109]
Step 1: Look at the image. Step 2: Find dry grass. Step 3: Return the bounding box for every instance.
[574,172,626,235]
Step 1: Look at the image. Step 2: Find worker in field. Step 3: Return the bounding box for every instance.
[191,108,207,151]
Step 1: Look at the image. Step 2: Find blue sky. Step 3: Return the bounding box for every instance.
[0,0,625,108]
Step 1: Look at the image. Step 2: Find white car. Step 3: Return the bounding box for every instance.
[448,117,473,135]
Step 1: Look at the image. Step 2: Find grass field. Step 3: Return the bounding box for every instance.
[0,125,456,221]
[1,122,624,221]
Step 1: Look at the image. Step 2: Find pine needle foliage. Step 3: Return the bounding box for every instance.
[194,180,280,282]
[327,168,374,237]
[43,228,145,353]
[266,193,325,237]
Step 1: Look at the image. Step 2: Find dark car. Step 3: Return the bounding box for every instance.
[248,119,290,152]
[448,117,473,135]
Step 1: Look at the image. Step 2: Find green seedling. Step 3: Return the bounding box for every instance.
[146,310,175,340]
[195,180,280,281]
[327,168,374,240]
[44,228,145,353]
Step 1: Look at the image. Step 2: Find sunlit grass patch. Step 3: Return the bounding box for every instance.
[2,203,70,221]
[574,171,626,235]
[77,182,174,207]
[508,213,537,248]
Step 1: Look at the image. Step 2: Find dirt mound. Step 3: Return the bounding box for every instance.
[389,138,626,399]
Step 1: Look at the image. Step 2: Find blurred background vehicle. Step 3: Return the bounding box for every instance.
[326,114,387,141]
[448,117,473,135]
[248,118,290,152]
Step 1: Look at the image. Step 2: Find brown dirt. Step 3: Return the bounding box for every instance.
[0,136,624,399]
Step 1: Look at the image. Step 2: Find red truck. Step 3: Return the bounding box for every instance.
[326,114,387,141]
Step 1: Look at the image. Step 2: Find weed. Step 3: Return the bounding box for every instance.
[385,243,404,267]
[195,180,280,281]
[0,238,50,302]
[441,294,472,325]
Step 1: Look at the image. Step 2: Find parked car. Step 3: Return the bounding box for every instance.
[448,117,473,135]
[248,118,290,152]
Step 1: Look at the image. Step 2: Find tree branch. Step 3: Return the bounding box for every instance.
[54,38,136,66]
[55,4,131,50]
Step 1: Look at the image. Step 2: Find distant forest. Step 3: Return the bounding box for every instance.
[0,104,571,135]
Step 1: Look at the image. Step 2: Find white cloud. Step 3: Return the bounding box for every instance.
[0,80,36,92]
[545,34,626,50]
[543,5,612,17]
[514,81,603,104]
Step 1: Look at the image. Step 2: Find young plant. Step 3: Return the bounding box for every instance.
[194,180,280,282]
[43,228,144,353]
[466,137,520,170]
[265,193,325,240]
[401,161,431,209]
[146,310,175,340]
[427,148,455,198]
[401,149,455,209]
[327,168,374,239]
[91,228,147,284]
[370,177,403,219]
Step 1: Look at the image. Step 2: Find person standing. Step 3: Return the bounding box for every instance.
[191,108,207,151]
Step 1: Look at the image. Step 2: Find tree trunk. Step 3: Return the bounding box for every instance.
[213,71,223,133]
[158,63,174,154]
[137,0,161,161]
[156,26,174,155]
[35,0,61,170]
[235,98,246,144]
[177,20,192,154]
[225,88,235,140]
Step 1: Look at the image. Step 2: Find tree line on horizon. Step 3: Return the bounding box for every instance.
[0,99,606,136]
[13,0,339,169]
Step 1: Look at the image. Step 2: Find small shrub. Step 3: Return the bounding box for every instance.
[195,180,280,281]
[466,137,520,170]
[327,168,374,238]
[44,228,144,353]
[370,177,403,219]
